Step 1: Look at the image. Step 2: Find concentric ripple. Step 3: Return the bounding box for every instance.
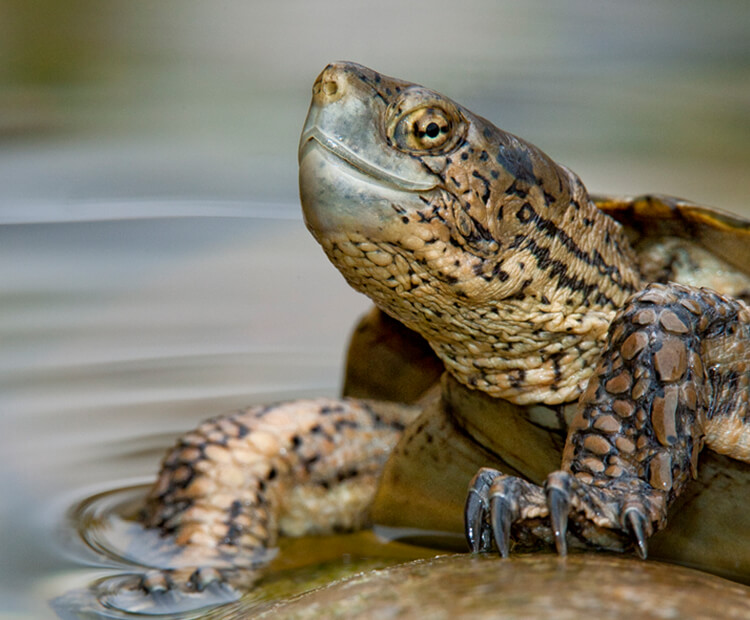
[53,482,241,619]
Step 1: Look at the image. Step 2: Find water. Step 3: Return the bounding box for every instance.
[0,215,370,618]
[1,1,748,618]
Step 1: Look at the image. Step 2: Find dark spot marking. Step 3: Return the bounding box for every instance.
[334,418,359,431]
[509,368,527,388]
[472,170,491,204]
[516,202,535,223]
[223,524,242,545]
[507,179,528,199]
[493,263,510,281]
[303,455,320,471]
[550,352,563,381]
[229,500,243,518]
[495,143,536,185]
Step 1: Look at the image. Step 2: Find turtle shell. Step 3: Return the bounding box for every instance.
[594,193,750,276]
[342,194,750,583]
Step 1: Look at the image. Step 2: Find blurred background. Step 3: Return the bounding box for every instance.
[0,1,748,617]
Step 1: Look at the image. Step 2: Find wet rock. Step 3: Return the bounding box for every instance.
[249,553,750,620]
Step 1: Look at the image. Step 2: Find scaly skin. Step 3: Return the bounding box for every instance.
[134,398,418,596]
[300,63,642,406]
[134,62,750,597]
[467,282,750,556]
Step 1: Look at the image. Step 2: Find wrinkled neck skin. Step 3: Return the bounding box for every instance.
[300,63,643,406]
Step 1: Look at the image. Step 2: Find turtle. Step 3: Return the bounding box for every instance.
[133,61,750,599]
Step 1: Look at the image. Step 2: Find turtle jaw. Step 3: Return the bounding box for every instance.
[298,128,438,193]
[299,134,434,242]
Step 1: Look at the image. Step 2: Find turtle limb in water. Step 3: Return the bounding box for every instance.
[130,62,750,600]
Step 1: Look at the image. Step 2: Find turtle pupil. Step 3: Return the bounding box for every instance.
[425,122,440,138]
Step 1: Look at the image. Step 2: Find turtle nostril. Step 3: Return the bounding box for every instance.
[313,71,344,104]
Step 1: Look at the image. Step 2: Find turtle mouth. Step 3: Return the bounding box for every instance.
[299,127,438,192]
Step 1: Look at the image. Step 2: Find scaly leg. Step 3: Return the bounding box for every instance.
[466,282,750,558]
[131,398,419,596]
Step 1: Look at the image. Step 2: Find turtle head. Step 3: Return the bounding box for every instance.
[299,62,458,237]
[299,62,641,404]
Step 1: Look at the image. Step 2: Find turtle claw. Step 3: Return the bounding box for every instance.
[545,473,572,557]
[137,567,235,598]
[489,495,512,558]
[541,472,661,559]
[188,566,223,592]
[95,568,241,616]
[466,468,548,556]
[464,487,488,552]
[465,467,665,559]
[624,507,649,559]
[139,570,173,596]
[465,467,506,552]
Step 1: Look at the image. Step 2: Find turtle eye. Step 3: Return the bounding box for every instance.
[393,106,454,153]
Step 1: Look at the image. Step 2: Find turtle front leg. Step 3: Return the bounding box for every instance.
[467,282,750,558]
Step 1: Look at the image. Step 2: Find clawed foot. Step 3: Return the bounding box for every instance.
[95,567,244,615]
[465,468,549,556]
[465,468,662,559]
[140,566,229,595]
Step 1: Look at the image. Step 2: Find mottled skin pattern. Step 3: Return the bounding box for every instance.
[139,398,418,591]
[467,283,750,556]
[301,69,642,407]
[135,62,750,596]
